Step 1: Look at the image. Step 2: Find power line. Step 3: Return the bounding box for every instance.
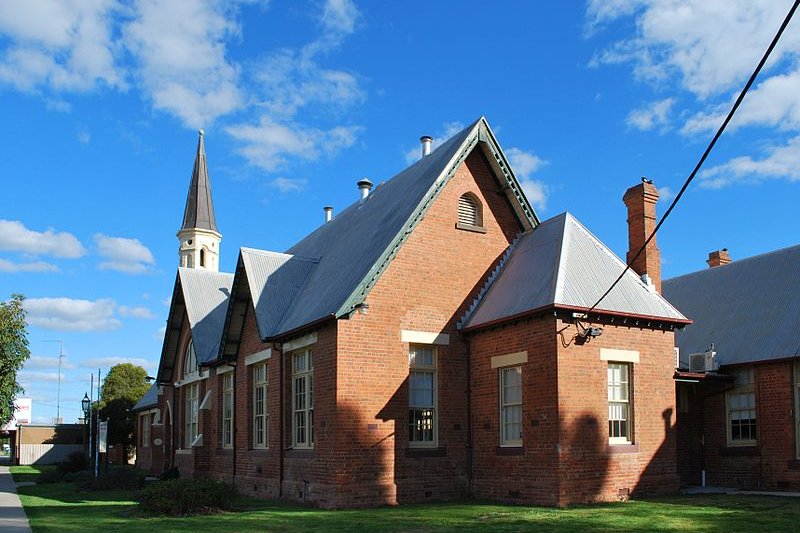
[589,0,800,313]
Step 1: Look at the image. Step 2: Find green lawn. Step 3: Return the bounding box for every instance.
[11,466,800,532]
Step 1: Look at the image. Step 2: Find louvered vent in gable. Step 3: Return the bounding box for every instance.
[457,193,483,230]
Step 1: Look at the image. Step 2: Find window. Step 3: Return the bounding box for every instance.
[253,363,268,449]
[409,345,437,446]
[187,254,194,268]
[200,248,206,267]
[457,193,482,228]
[221,372,234,448]
[608,363,632,444]
[794,362,800,459]
[141,413,151,448]
[185,381,199,447]
[500,366,522,446]
[292,349,314,448]
[727,367,756,445]
[184,340,197,376]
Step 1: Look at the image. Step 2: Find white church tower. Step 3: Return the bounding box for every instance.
[178,130,221,271]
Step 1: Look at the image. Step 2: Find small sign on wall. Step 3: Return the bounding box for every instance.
[98,420,108,453]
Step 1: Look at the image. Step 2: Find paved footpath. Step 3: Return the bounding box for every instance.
[0,458,32,533]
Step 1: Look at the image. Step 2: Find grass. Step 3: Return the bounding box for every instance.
[10,466,800,532]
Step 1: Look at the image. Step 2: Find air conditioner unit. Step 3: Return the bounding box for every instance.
[689,350,716,372]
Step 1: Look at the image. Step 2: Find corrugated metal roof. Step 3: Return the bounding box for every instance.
[132,383,158,411]
[178,268,234,363]
[465,212,687,329]
[181,131,218,233]
[240,248,318,337]
[663,244,800,366]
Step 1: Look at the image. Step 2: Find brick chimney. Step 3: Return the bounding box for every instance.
[623,179,661,293]
[706,249,732,268]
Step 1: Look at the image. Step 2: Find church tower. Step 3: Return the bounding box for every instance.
[178,130,221,271]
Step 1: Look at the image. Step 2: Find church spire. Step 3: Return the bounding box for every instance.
[177,130,221,271]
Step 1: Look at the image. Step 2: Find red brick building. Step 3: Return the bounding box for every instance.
[142,118,690,507]
[664,246,800,491]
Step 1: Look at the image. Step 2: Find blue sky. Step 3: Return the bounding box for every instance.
[2,1,799,424]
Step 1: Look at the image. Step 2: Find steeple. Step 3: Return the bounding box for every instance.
[177,130,222,271]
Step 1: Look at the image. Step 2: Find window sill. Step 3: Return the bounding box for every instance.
[175,449,192,455]
[285,448,315,459]
[720,445,760,456]
[495,446,524,456]
[608,443,639,454]
[455,222,487,234]
[405,446,447,458]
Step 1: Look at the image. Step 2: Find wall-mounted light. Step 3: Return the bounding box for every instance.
[356,303,369,315]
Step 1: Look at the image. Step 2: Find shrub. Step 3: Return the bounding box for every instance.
[57,452,88,474]
[159,467,179,480]
[138,478,237,516]
[63,470,92,484]
[38,470,65,484]
[82,467,145,491]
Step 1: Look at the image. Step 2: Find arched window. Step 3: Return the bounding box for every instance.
[458,193,483,228]
[200,248,206,268]
[184,339,197,376]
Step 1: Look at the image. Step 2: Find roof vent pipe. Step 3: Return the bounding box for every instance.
[420,136,432,158]
[323,206,333,223]
[357,178,373,200]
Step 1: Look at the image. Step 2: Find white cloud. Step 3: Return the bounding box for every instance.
[589,0,800,99]
[154,324,167,341]
[699,134,800,188]
[94,233,155,274]
[118,305,155,319]
[0,0,123,92]
[123,0,244,128]
[81,356,157,372]
[626,98,675,131]
[404,122,465,164]
[226,117,361,171]
[23,356,75,370]
[24,297,120,331]
[657,186,676,202]
[0,219,85,257]
[507,147,549,211]
[78,130,91,144]
[270,177,308,193]
[0,258,58,273]
[17,370,63,383]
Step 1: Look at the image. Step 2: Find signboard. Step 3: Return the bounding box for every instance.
[98,420,108,453]
[2,398,32,431]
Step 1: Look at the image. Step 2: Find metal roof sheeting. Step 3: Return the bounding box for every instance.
[465,212,687,329]
[132,383,158,411]
[181,132,218,232]
[663,244,800,366]
[178,268,233,363]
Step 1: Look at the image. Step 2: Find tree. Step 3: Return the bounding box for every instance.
[0,294,30,427]
[98,363,150,457]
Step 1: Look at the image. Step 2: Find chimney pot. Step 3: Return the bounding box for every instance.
[706,248,732,268]
[420,135,432,158]
[623,179,662,293]
[323,206,333,223]
[357,178,373,200]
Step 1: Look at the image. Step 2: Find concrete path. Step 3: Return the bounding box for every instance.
[683,485,800,497]
[0,458,32,533]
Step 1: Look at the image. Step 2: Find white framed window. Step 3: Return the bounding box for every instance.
[141,413,151,448]
[457,193,483,228]
[794,361,800,459]
[409,345,437,447]
[184,381,199,447]
[221,372,234,448]
[253,362,268,449]
[608,362,632,444]
[500,366,522,446]
[727,367,756,446]
[292,349,314,448]
[184,340,197,376]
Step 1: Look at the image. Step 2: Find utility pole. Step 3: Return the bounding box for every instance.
[43,340,65,423]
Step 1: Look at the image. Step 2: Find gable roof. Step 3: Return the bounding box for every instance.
[132,383,158,412]
[181,131,218,233]
[157,268,233,382]
[463,212,688,331]
[225,117,539,342]
[663,244,800,366]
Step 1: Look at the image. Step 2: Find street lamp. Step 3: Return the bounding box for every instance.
[81,393,90,464]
